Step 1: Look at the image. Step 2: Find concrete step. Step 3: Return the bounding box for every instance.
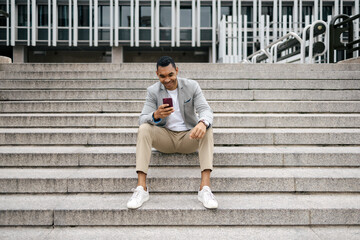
[1,146,359,167]
[2,100,359,113]
[1,167,360,193]
[1,113,359,128]
[1,79,360,90]
[1,193,359,226]
[1,70,360,80]
[0,63,123,72]
[0,128,359,146]
[2,226,360,240]
[2,89,360,101]
[2,62,360,72]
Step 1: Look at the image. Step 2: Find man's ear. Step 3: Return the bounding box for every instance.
[176,67,179,74]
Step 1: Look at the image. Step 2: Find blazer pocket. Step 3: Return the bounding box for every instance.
[184,98,191,103]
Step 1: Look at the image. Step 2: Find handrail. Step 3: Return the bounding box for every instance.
[334,13,360,27]
[329,13,360,63]
[247,20,327,64]
[302,20,328,63]
[246,32,302,62]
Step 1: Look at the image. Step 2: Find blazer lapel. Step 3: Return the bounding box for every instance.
[160,83,169,103]
[177,78,186,120]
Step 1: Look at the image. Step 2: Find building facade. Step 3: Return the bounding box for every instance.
[0,0,359,63]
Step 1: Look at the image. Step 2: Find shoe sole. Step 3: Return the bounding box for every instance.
[127,194,150,209]
[198,196,218,209]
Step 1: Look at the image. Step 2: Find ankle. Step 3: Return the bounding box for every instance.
[138,184,147,191]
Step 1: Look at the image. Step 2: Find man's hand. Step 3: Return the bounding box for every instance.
[153,104,174,120]
[189,122,207,140]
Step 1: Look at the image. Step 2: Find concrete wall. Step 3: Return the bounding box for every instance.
[13,46,27,63]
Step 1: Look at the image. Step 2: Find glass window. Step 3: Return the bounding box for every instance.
[38,5,48,26]
[262,6,273,22]
[282,6,293,22]
[322,6,332,22]
[119,29,130,40]
[0,29,6,39]
[201,6,211,27]
[38,29,48,40]
[302,6,312,22]
[140,6,151,27]
[160,6,171,27]
[0,5,7,26]
[241,6,253,27]
[200,29,211,40]
[282,6,292,16]
[58,29,69,40]
[99,29,110,39]
[180,29,191,40]
[78,29,89,40]
[139,29,151,40]
[160,29,171,40]
[18,5,28,26]
[120,6,130,27]
[343,6,352,16]
[180,7,191,27]
[58,5,69,27]
[99,5,110,27]
[18,29,27,40]
[78,5,89,26]
[221,6,232,18]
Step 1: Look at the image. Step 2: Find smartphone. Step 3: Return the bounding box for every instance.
[163,98,173,108]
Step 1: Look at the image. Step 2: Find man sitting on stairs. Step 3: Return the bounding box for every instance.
[127,56,218,209]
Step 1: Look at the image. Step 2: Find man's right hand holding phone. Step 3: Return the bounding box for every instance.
[153,104,174,121]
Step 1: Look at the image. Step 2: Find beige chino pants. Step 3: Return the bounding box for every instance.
[136,123,214,174]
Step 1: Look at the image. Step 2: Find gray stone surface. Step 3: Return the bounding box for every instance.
[1,113,360,128]
[1,62,360,72]
[2,226,360,240]
[2,128,359,145]
[312,226,360,240]
[2,79,360,90]
[1,167,359,193]
[1,100,360,113]
[254,90,360,100]
[1,63,360,231]
[2,70,360,80]
[2,146,359,167]
[2,89,360,101]
[0,193,359,226]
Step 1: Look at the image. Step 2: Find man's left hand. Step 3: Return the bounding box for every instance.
[189,122,207,140]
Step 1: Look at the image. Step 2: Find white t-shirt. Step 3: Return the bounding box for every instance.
[165,89,189,131]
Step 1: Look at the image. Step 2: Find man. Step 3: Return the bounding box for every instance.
[127,56,218,209]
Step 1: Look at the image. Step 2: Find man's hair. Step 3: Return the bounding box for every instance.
[156,56,176,70]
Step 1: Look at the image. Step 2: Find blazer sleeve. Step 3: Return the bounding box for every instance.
[139,88,166,126]
[193,81,213,126]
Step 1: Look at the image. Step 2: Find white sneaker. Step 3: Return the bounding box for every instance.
[198,186,218,209]
[127,186,149,209]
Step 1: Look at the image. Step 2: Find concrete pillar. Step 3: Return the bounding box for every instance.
[13,46,27,63]
[112,46,123,63]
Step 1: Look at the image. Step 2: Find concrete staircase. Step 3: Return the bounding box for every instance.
[0,63,360,239]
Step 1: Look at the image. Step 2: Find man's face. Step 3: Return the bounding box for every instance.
[156,64,179,91]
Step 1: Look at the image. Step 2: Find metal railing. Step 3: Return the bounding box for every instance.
[246,20,327,64]
[329,13,360,63]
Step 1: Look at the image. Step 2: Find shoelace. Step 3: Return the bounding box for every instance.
[203,189,216,201]
[130,188,141,201]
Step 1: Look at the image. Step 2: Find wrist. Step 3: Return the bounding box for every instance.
[153,112,159,120]
[198,120,207,128]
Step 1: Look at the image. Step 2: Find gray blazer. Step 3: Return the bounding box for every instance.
[139,77,213,129]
